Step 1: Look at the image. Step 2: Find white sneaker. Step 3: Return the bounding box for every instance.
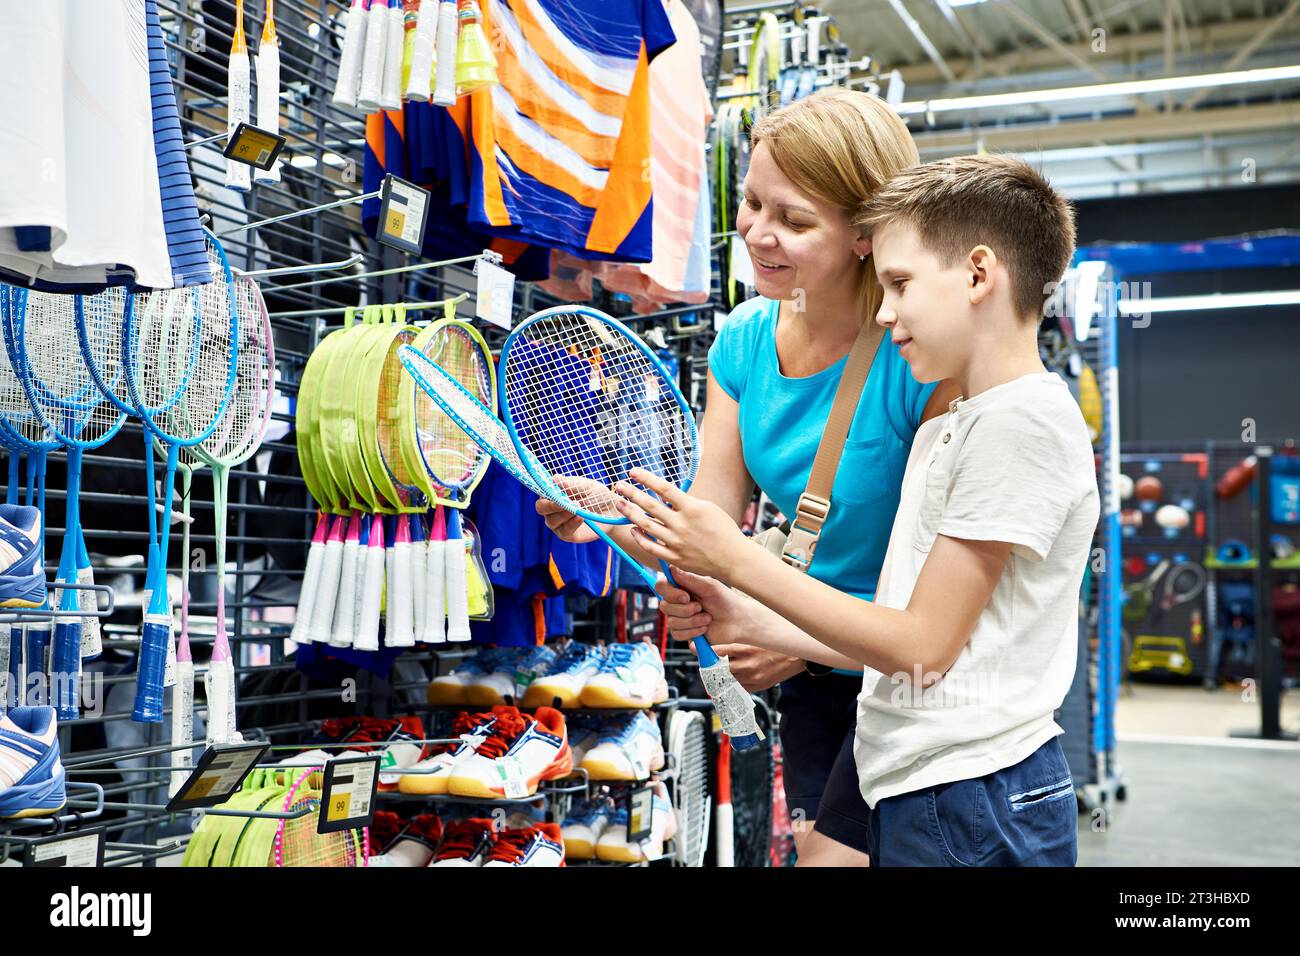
[426,647,506,706]
[579,642,668,708]
[428,818,496,867]
[446,707,573,799]
[397,709,499,795]
[581,712,665,782]
[522,641,603,708]
[483,823,565,867]
[596,782,677,863]
[561,796,616,860]
[466,645,557,706]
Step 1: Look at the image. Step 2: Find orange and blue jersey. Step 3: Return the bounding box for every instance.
[466,0,677,262]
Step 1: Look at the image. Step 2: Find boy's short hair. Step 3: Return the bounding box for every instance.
[858,154,1077,321]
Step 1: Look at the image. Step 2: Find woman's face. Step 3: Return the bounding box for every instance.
[736,141,867,303]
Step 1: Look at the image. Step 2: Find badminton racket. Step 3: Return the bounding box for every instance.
[404,0,440,100]
[169,462,195,795]
[253,0,282,184]
[125,232,239,722]
[430,0,457,105]
[357,0,390,111]
[332,0,368,107]
[226,0,252,191]
[379,0,405,109]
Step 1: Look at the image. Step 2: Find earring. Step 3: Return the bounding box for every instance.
[858,253,867,262]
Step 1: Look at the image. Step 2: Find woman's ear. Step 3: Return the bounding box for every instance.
[855,237,873,259]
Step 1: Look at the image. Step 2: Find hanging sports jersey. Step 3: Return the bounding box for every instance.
[466,0,677,262]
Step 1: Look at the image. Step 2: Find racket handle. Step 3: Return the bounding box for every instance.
[51,617,81,720]
[332,0,368,107]
[225,53,252,191]
[355,519,385,652]
[431,0,458,105]
[309,536,345,643]
[204,659,236,745]
[169,659,194,796]
[404,0,439,99]
[695,638,764,752]
[253,45,282,183]
[444,514,471,643]
[24,622,50,706]
[357,0,390,110]
[330,536,361,647]
[164,622,177,688]
[410,524,428,643]
[379,1,404,109]
[0,624,12,714]
[384,519,398,645]
[387,520,414,647]
[133,615,171,722]
[424,536,447,644]
[76,550,102,659]
[292,514,330,645]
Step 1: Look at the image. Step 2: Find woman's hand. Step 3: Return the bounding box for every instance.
[614,468,751,582]
[534,497,598,544]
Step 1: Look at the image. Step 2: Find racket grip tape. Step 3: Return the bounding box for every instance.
[309,538,345,643]
[388,539,414,647]
[292,528,328,645]
[332,0,368,106]
[424,538,447,644]
[444,536,472,643]
[51,618,81,720]
[133,615,172,722]
[410,539,428,643]
[697,649,765,752]
[169,660,195,797]
[330,539,361,647]
[355,542,385,652]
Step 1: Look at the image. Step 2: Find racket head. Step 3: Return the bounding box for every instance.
[497,306,699,522]
[74,282,138,417]
[406,318,493,505]
[6,288,127,450]
[296,327,346,512]
[125,229,239,447]
[0,290,61,455]
[366,319,425,512]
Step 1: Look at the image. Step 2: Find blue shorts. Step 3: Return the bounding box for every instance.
[866,737,1078,867]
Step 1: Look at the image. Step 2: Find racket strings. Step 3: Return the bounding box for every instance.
[415,326,491,490]
[502,313,696,518]
[376,330,425,507]
[191,276,272,468]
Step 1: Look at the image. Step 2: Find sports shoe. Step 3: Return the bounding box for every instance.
[397,709,499,795]
[561,795,616,860]
[484,822,565,867]
[429,817,496,867]
[566,715,602,768]
[0,505,44,608]
[579,642,668,708]
[467,645,557,707]
[447,706,572,799]
[426,646,506,706]
[368,813,443,867]
[0,705,65,818]
[375,716,428,791]
[581,711,665,782]
[522,641,603,708]
[596,782,677,863]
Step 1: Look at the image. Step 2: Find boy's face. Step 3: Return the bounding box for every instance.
[872,221,973,384]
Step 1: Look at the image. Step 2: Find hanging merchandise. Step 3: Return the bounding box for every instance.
[454,0,498,95]
[253,0,283,185]
[1271,451,1300,524]
[225,0,253,192]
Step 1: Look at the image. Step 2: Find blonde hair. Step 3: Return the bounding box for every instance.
[749,89,919,321]
[860,154,1077,321]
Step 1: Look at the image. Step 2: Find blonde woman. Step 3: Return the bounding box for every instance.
[539,89,957,866]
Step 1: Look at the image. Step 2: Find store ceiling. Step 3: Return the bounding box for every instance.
[809,0,1300,197]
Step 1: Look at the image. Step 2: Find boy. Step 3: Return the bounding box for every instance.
[613,154,1098,866]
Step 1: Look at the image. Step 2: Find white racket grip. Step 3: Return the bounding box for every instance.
[204,659,235,745]
[330,538,361,647]
[384,538,398,646]
[163,625,177,687]
[424,538,447,644]
[332,1,368,107]
[291,536,327,645]
[225,54,251,191]
[77,564,102,659]
[388,539,414,647]
[404,0,439,99]
[356,0,390,111]
[431,0,458,106]
[379,2,405,109]
[698,657,765,741]
[254,45,282,183]
[309,537,344,643]
[169,660,194,797]
[355,542,385,652]
[444,537,471,642]
[410,540,427,643]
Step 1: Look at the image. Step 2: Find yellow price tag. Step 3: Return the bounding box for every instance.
[328,793,352,822]
[187,775,217,799]
[385,210,405,237]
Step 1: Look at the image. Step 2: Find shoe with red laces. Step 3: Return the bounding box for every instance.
[484,822,565,867]
[397,709,501,795]
[429,818,497,868]
[369,811,406,856]
[447,706,572,799]
[374,716,428,791]
[370,813,444,868]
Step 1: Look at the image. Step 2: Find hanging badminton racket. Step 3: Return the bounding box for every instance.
[253,0,282,185]
[226,0,252,191]
[400,318,493,643]
[404,0,440,100]
[399,333,761,751]
[332,0,368,107]
[430,0,458,105]
[5,288,127,719]
[188,274,274,743]
[170,461,195,795]
[125,231,239,722]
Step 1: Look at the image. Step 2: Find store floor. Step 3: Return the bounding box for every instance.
[1077,683,1300,866]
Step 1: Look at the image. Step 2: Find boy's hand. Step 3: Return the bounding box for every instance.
[534,497,598,544]
[614,469,749,581]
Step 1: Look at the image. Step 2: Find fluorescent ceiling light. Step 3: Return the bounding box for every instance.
[945,0,987,6]
[1073,260,1107,341]
[897,64,1300,115]
[1118,290,1300,313]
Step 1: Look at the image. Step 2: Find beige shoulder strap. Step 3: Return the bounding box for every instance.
[781,316,885,570]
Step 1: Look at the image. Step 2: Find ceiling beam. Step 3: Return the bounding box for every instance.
[1182,0,1300,109]
[884,0,957,83]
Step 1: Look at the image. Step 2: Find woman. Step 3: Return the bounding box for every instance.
[538,89,957,865]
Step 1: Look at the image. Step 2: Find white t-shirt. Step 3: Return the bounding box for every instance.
[854,372,1099,808]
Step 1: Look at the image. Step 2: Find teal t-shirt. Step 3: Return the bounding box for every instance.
[709,295,936,603]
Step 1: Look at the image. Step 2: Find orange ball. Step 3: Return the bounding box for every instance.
[1135,475,1163,502]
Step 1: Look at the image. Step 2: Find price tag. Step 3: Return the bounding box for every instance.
[475,258,516,330]
[318,754,380,834]
[165,741,268,813]
[498,756,529,799]
[377,174,431,254]
[24,829,105,868]
[626,785,653,844]
[729,234,756,288]
[222,122,287,171]
[513,668,538,701]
